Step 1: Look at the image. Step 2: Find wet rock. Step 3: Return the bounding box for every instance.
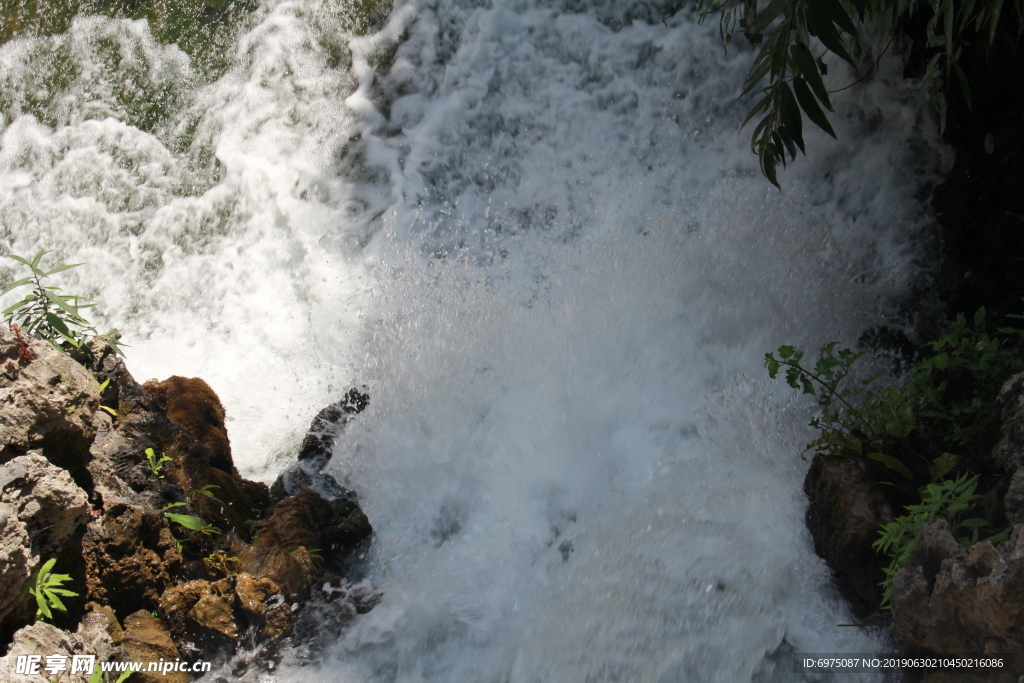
[0,620,113,683]
[0,452,90,626]
[81,603,123,646]
[119,610,188,683]
[297,388,369,466]
[231,539,317,602]
[804,452,894,615]
[271,388,369,503]
[81,504,182,618]
[159,574,292,653]
[233,574,292,642]
[143,376,234,474]
[255,489,369,551]
[160,578,239,648]
[891,521,1024,659]
[0,326,100,481]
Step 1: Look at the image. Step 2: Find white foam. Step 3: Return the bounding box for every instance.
[1,0,943,679]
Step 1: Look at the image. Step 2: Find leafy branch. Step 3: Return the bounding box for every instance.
[2,250,125,357]
[697,0,1024,186]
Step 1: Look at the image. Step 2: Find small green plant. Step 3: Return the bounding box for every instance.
[145,448,172,478]
[202,550,240,577]
[3,250,96,350]
[188,484,221,502]
[90,667,134,683]
[765,341,915,479]
[163,503,221,541]
[28,558,78,621]
[873,473,1010,607]
[1,250,124,356]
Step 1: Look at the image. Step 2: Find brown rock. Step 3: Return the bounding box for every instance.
[81,603,124,645]
[255,489,372,555]
[892,521,1024,662]
[993,373,1024,473]
[159,574,293,653]
[233,539,317,602]
[804,451,894,615]
[159,578,238,649]
[233,573,292,642]
[143,376,233,474]
[119,610,188,683]
[82,505,182,618]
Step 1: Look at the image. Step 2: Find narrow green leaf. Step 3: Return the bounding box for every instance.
[0,277,33,297]
[778,81,805,154]
[29,249,47,267]
[953,63,972,109]
[42,263,85,277]
[793,77,838,138]
[39,557,57,576]
[805,8,859,70]
[867,452,914,479]
[790,43,833,110]
[164,512,205,531]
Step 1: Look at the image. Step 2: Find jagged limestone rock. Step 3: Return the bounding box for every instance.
[0,452,89,626]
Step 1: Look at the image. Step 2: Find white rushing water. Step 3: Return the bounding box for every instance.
[0,0,945,680]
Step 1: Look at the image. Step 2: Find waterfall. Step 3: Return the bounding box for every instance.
[0,0,944,680]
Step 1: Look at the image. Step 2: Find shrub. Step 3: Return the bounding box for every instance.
[2,250,124,358]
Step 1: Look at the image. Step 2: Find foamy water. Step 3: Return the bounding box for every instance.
[0,0,944,680]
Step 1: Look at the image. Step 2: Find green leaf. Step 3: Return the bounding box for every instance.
[875,386,914,438]
[44,590,67,612]
[0,277,33,297]
[793,76,837,138]
[30,249,48,267]
[164,512,205,531]
[867,451,914,479]
[42,263,84,277]
[778,80,804,155]
[39,557,57,576]
[804,7,859,70]
[778,345,796,359]
[790,43,833,110]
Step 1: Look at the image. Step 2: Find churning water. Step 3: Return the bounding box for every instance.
[0,0,946,680]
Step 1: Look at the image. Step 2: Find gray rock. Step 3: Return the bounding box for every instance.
[992,372,1024,473]
[0,326,100,466]
[891,521,1024,658]
[1007,468,1024,525]
[0,620,112,683]
[0,453,90,625]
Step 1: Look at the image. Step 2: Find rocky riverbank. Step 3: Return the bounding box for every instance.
[0,325,376,681]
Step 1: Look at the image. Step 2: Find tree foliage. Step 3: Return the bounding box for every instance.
[697,0,1024,186]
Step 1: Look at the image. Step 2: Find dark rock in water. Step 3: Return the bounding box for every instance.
[271,387,368,503]
[804,452,894,616]
[297,387,369,467]
[269,462,356,504]
[892,521,1024,666]
[253,489,372,567]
